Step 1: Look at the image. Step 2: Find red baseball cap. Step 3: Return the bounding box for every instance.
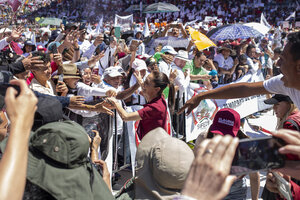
[209,108,240,137]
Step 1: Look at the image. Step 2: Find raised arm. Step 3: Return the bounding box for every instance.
[0,80,38,200]
[178,81,269,115]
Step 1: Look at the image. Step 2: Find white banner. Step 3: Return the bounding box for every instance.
[114,14,133,31]
[185,71,271,142]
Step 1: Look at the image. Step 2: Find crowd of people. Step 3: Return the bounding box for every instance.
[17,0,298,25]
[0,0,299,200]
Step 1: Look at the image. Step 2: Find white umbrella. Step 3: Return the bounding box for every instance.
[244,22,270,36]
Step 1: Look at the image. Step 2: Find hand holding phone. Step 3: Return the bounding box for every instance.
[230,137,286,175]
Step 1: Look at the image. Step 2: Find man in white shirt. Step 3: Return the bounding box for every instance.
[171,50,190,98]
[78,29,91,56]
[158,46,177,78]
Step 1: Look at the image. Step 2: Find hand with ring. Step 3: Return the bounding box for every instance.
[181,135,239,200]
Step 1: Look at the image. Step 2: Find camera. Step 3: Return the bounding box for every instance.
[103,34,114,46]
[0,49,19,66]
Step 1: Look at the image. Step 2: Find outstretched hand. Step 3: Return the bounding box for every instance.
[94,101,114,116]
[177,95,202,115]
[181,135,239,200]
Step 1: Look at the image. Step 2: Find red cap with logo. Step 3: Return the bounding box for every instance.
[209,108,240,137]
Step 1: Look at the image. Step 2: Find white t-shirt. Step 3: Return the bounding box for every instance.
[214,53,234,70]
[263,74,300,109]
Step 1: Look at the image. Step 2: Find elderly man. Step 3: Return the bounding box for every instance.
[171,50,191,97]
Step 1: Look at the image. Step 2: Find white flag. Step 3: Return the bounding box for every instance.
[95,17,103,34]
[31,32,36,46]
[87,23,93,34]
[285,11,296,21]
[260,13,271,29]
[143,17,150,37]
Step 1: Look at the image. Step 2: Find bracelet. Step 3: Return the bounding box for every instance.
[173,195,197,200]
[74,47,80,51]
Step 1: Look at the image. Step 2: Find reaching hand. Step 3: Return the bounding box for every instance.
[133,71,143,87]
[272,129,300,180]
[169,69,178,82]
[53,53,63,66]
[181,135,239,200]
[56,81,68,96]
[5,80,38,131]
[105,90,117,97]
[91,74,101,84]
[94,102,114,116]
[7,27,24,42]
[177,95,202,115]
[69,96,85,106]
[88,51,105,66]
[93,34,104,47]
[22,54,47,71]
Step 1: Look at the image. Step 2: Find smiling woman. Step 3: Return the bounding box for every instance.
[107,71,170,139]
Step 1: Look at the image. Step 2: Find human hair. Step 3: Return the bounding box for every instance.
[151,71,170,95]
[274,47,282,54]
[206,129,248,139]
[246,44,256,56]
[194,51,204,58]
[31,51,50,63]
[277,103,298,129]
[287,32,300,61]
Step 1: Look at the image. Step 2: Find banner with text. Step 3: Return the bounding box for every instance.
[115,14,133,31]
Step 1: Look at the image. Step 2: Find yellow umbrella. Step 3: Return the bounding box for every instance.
[189,27,216,50]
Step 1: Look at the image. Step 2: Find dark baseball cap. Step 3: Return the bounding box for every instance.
[264,94,293,105]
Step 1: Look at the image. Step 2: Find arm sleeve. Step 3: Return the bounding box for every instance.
[75,60,89,70]
[263,74,287,95]
[33,91,70,108]
[82,43,97,59]
[175,70,190,91]
[77,82,109,97]
[0,38,9,51]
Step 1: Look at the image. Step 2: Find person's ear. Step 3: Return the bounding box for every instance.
[154,87,161,94]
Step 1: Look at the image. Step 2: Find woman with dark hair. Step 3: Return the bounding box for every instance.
[22,40,36,57]
[107,71,169,139]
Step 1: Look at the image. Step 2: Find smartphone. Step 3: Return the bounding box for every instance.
[50,44,58,54]
[114,26,121,39]
[230,136,286,175]
[0,84,20,97]
[62,16,67,26]
[58,74,64,85]
[92,68,99,75]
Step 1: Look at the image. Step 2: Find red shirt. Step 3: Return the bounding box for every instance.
[137,95,167,139]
